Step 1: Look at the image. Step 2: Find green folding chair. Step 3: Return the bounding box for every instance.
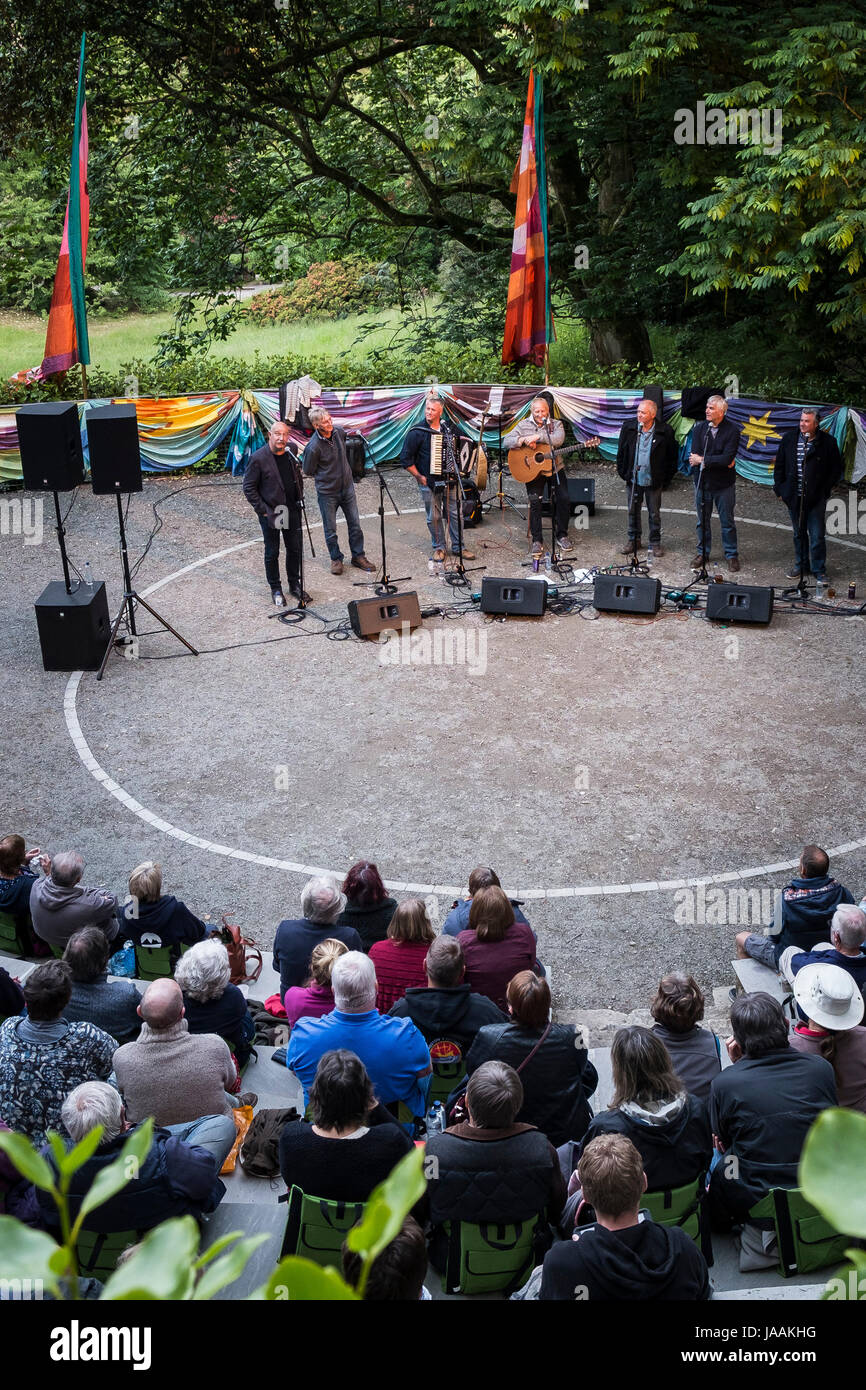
[281,1186,365,1267]
[76,1228,143,1280]
[0,910,27,959]
[134,943,174,980]
[428,1054,466,1108]
[440,1217,541,1296]
[642,1172,713,1265]
[749,1187,850,1277]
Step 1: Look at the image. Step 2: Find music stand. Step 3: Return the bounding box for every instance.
[353,439,408,595]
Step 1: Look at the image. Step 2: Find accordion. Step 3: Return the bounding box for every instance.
[429,431,444,479]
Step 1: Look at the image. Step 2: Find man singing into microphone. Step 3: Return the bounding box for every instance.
[502,394,571,556]
[400,394,475,562]
[688,395,742,571]
[773,408,843,583]
[243,420,310,607]
[302,407,375,576]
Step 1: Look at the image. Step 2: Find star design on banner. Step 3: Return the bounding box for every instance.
[742,411,783,450]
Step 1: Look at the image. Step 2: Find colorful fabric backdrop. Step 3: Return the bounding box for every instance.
[1,385,864,486]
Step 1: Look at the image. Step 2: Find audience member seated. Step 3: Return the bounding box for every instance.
[30,851,119,952]
[369,899,434,1012]
[62,927,141,1044]
[336,861,397,952]
[0,834,48,932]
[113,978,238,1126]
[466,972,597,1147]
[443,866,531,937]
[789,963,866,1114]
[708,993,837,1228]
[457,886,537,1012]
[0,966,25,1018]
[174,938,255,1067]
[425,1061,566,1271]
[539,1134,711,1302]
[278,1050,413,1204]
[119,860,211,965]
[342,1215,430,1301]
[571,1027,712,1212]
[287,952,431,1120]
[273,876,362,1001]
[649,973,721,1100]
[0,961,115,1144]
[284,938,348,1029]
[37,1082,234,1237]
[778,904,866,992]
[389,937,506,1068]
[735,844,854,969]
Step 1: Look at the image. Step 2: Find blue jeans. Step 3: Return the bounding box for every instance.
[695,481,738,559]
[316,485,366,563]
[419,484,460,552]
[162,1113,237,1170]
[786,500,827,576]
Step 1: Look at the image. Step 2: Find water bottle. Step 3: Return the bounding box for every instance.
[426,1101,446,1135]
[83,562,93,588]
[544,553,552,575]
[815,578,825,601]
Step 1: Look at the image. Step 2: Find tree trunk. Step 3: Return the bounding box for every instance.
[588,137,653,367]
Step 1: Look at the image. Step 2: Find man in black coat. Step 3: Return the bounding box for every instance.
[243,420,309,606]
[615,398,678,557]
[688,395,743,571]
[773,408,843,582]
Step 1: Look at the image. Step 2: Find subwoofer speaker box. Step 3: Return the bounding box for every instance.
[348,591,422,638]
[541,476,595,516]
[16,402,85,491]
[480,576,547,616]
[88,403,142,494]
[593,573,661,615]
[34,580,111,671]
[643,385,665,413]
[706,583,774,625]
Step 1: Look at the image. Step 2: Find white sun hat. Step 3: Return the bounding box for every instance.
[792,962,865,1032]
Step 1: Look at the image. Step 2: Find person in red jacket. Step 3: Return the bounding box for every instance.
[369,900,434,1013]
[458,886,538,1013]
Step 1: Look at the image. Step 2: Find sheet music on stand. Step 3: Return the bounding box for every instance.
[487,386,505,417]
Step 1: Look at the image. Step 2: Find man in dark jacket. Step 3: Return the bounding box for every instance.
[773,408,844,581]
[708,993,836,1228]
[302,406,374,577]
[243,419,309,606]
[615,398,678,558]
[273,876,361,1000]
[688,394,742,570]
[389,937,506,1064]
[736,844,855,968]
[63,927,141,1043]
[778,904,866,994]
[539,1133,710,1300]
[118,860,212,968]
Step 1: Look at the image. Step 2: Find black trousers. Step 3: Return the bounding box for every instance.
[526,471,571,542]
[259,513,301,592]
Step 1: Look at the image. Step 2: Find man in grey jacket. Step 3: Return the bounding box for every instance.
[503,395,571,556]
[30,851,118,952]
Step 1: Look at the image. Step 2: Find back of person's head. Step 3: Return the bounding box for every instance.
[832,904,866,952]
[23,960,72,1021]
[468,866,501,896]
[63,926,110,983]
[61,1081,124,1146]
[50,851,84,889]
[650,973,706,1033]
[0,834,26,877]
[332,951,377,1012]
[139,977,184,1030]
[341,861,387,908]
[466,1060,523,1129]
[610,1025,682,1109]
[310,937,349,988]
[800,845,829,879]
[128,860,162,904]
[468,885,515,942]
[174,938,230,1003]
[342,1215,427,1300]
[730,992,789,1058]
[507,971,550,1029]
[310,1050,374,1130]
[387,898,435,945]
[425,936,464,988]
[301,875,346,925]
[578,1134,645,1220]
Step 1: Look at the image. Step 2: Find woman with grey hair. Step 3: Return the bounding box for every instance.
[273,875,362,999]
[175,940,255,1066]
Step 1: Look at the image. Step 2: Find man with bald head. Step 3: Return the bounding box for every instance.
[615,397,678,557]
[243,418,310,606]
[113,978,239,1128]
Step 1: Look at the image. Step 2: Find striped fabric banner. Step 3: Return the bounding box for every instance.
[502,69,554,367]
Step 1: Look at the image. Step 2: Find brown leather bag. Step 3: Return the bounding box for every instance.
[220,913,263,985]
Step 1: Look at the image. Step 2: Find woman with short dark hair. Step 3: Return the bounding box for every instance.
[650,973,721,1099]
[336,861,397,952]
[465,972,597,1146]
[457,887,537,1012]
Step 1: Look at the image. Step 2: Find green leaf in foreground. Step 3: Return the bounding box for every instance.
[800,1108,866,1238]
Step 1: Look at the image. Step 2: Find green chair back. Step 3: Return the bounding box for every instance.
[284,1186,365,1267]
[134,944,174,981]
[442,1218,539,1296]
[428,1055,466,1108]
[50,942,65,959]
[76,1228,141,1280]
[0,910,26,958]
[750,1187,850,1277]
[642,1172,712,1265]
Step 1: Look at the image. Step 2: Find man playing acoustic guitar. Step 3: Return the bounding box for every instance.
[503,395,569,556]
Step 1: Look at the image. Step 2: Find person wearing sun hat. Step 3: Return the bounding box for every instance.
[789,962,866,1114]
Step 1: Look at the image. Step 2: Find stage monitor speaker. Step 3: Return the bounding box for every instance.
[681,387,723,421]
[643,385,664,413]
[706,583,774,625]
[541,477,595,516]
[88,404,142,494]
[348,591,422,639]
[593,573,661,615]
[16,402,85,492]
[34,580,111,671]
[480,576,547,616]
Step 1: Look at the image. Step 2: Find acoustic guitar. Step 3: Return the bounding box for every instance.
[508,437,601,484]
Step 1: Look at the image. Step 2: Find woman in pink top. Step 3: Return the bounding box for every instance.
[284,938,348,1029]
[369,900,435,1013]
[458,886,538,1013]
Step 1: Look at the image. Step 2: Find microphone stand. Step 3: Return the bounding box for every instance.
[544,418,573,578]
[485,405,526,524]
[353,439,407,595]
[783,438,811,603]
[444,425,484,590]
[693,426,713,584]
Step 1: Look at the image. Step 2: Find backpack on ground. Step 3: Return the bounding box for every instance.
[239,1107,301,1179]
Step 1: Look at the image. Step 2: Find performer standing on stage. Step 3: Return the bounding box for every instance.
[243,420,310,607]
[773,408,843,583]
[400,394,475,562]
[302,407,375,576]
[615,398,678,557]
[688,395,742,572]
[502,395,571,555]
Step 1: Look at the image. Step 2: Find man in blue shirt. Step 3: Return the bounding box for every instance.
[287,952,432,1119]
[400,394,475,563]
[615,398,678,557]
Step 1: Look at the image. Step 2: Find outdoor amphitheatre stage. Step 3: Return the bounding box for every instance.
[6,460,865,1027]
